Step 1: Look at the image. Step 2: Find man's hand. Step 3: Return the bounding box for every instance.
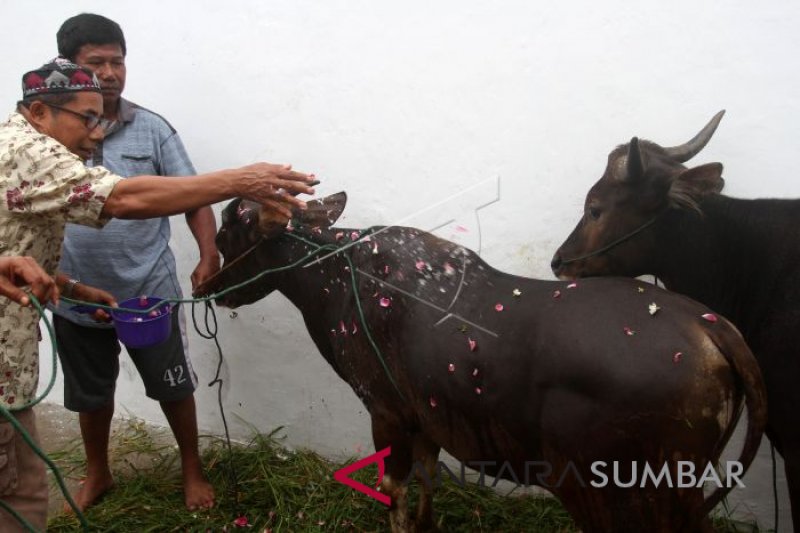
[72,283,118,322]
[0,256,58,306]
[190,254,221,290]
[235,163,316,218]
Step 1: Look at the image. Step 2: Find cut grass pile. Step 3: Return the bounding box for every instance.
[44,420,762,532]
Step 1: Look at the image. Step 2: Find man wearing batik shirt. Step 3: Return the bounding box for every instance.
[0,58,315,530]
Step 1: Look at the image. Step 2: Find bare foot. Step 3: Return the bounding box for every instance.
[184,470,215,511]
[64,473,115,513]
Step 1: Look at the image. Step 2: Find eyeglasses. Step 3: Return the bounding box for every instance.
[44,103,111,131]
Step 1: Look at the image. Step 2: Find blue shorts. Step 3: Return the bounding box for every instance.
[53,306,197,411]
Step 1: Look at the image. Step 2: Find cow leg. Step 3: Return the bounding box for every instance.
[372,418,415,533]
[412,433,441,532]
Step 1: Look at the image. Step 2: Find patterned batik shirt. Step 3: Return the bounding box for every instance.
[0,112,123,408]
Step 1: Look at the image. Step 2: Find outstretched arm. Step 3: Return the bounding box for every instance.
[101,163,315,219]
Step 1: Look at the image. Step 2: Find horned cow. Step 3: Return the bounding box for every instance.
[552,110,799,531]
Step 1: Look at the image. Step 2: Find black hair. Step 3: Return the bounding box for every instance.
[57,13,127,60]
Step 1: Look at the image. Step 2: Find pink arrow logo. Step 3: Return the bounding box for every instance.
[333,446,392,506]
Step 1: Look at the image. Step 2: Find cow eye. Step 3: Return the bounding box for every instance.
[587,206,602,220]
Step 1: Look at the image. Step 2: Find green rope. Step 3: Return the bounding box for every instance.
[0,295,88,531]
[0,226,402,531]
[0,498,37,532]
[285,231,406,400]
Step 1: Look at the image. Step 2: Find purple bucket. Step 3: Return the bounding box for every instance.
[111,296,172,349]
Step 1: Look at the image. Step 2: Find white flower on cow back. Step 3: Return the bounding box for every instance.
[649,303,661,316]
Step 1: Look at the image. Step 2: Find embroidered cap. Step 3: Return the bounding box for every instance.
[21,57,101,98]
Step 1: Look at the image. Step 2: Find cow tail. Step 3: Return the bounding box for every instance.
[699,319,768,518]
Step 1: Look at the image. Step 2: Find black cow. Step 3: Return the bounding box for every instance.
[200,193,766,532]
[551,110,800,530]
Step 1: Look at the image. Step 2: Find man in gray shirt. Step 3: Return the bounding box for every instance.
[54,14,218,511]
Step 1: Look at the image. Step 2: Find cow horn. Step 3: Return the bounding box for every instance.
[626,137,644,181]
[663,110,725,163]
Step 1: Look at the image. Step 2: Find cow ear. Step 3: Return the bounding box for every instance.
[668,162,724,210]
[296,191,348,228]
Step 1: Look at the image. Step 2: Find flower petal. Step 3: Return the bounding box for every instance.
[701,313,718,323]
[468,338,477,351]
[379,297,391,308]
[494,303,504,312]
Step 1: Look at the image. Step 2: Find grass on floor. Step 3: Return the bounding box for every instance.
[44,419,764,532]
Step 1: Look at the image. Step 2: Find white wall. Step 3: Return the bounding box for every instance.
[4,0,796,528]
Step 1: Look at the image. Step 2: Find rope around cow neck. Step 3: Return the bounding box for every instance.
[558,215,660,265]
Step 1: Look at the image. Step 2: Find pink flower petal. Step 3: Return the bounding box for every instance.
[372,242,379,254]
[553,290,561,299]
[443,262,455,275]
[475,387,482,395]
[351,320,358,335]
[455,225,469,233]
[472,368,479,377]
[384,265,391,275]
[494,303,504,312]
[323,288,330,294]
[567,282,578,289]
[623,326,636,336]
[429,396,438,408]
[339,320,348,335]
[335,231,344,241]
[701,313,718,323]
[233,515,249,527]
[468,338,477,351]
[379,297,391,308]
[286,220,295,232]
[673,352,683,364]
[448,363,455,373]
[350,231,360,241]
[139,295,148,306]
[415,260,426,271]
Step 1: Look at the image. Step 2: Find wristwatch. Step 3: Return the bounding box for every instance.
[63,278,80,298]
